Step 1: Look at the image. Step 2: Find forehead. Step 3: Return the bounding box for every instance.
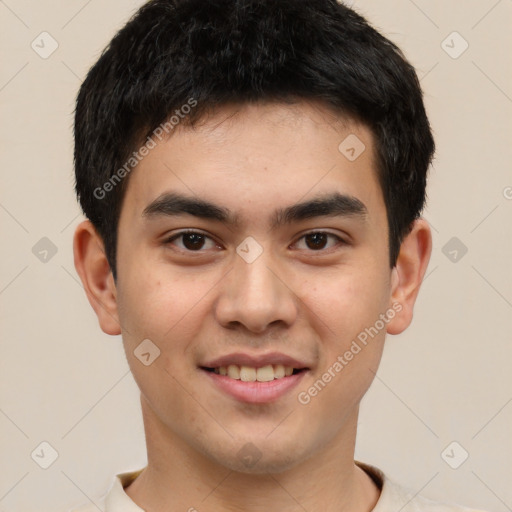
[120,101,384,226]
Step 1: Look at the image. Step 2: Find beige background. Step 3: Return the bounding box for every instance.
[1,1,511,511]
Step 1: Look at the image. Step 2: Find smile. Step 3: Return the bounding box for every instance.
[200,365,308,404]
[203,364,303,382]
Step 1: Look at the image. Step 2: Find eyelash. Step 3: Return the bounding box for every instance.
[164,230,347,254]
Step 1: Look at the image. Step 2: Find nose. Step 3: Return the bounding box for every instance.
[214,249,298,334]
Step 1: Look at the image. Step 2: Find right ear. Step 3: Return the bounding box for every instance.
[73,220,121,335]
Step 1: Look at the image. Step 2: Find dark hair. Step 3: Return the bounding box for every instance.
[74,0,434,280]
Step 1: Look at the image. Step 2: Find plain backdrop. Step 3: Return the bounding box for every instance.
[0,1,511,511]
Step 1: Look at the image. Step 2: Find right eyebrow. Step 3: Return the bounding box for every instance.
[142,192,239,224]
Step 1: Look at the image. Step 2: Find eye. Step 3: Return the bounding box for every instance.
[164,230,219,252]
[293,231,346,251]
[164,230,346,254]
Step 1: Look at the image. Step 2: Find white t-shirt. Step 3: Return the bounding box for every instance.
[70,461,487,512]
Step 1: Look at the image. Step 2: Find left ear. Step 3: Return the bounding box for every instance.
[386,218,432,335]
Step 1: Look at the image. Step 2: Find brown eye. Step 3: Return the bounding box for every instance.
[181,233,206,250]
[305,233,328,250]
[294,231,345,252]
[165,231,218,252]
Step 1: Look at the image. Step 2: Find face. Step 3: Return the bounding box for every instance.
[114,101,397,473]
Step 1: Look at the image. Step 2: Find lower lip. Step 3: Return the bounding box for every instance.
[202,369,307,404]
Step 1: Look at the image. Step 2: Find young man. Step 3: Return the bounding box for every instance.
[71,1,486,511]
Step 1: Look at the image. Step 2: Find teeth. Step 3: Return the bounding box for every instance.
[256,365,274,382]
[273,364,285,379]
[214,364,297,381]
[227,364,240,379]
[240,366,256,382]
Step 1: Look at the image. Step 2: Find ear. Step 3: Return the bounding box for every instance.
[73,220,121,335]
[386,218,432,335]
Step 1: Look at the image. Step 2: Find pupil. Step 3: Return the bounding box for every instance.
[183,233,204,250]
[306,233,327,250]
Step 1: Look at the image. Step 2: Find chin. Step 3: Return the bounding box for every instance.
[221,453,303,475]
[204,438,312,475]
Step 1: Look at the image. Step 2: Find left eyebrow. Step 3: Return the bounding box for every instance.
[271,192,368,230]
[142,191,368,229]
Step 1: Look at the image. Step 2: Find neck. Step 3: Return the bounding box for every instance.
[125,397,380,512]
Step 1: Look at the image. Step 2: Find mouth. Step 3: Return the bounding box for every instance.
[201,364,307,382]
[199,354,310,403]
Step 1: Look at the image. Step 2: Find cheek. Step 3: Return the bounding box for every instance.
[116,268,207,417]
[295,272,388,432]
[117,262,211,345]
[297,261,390,402]
[299,261,390,341]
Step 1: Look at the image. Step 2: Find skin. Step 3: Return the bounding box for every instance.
[74,100,431,512]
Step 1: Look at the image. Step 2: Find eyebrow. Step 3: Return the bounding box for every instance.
[142,191,368,229]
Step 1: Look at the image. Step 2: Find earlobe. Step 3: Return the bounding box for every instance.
[386,218,432,335]
[73,220,122,336]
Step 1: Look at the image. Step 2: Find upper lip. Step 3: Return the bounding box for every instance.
[201,352,310,369]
